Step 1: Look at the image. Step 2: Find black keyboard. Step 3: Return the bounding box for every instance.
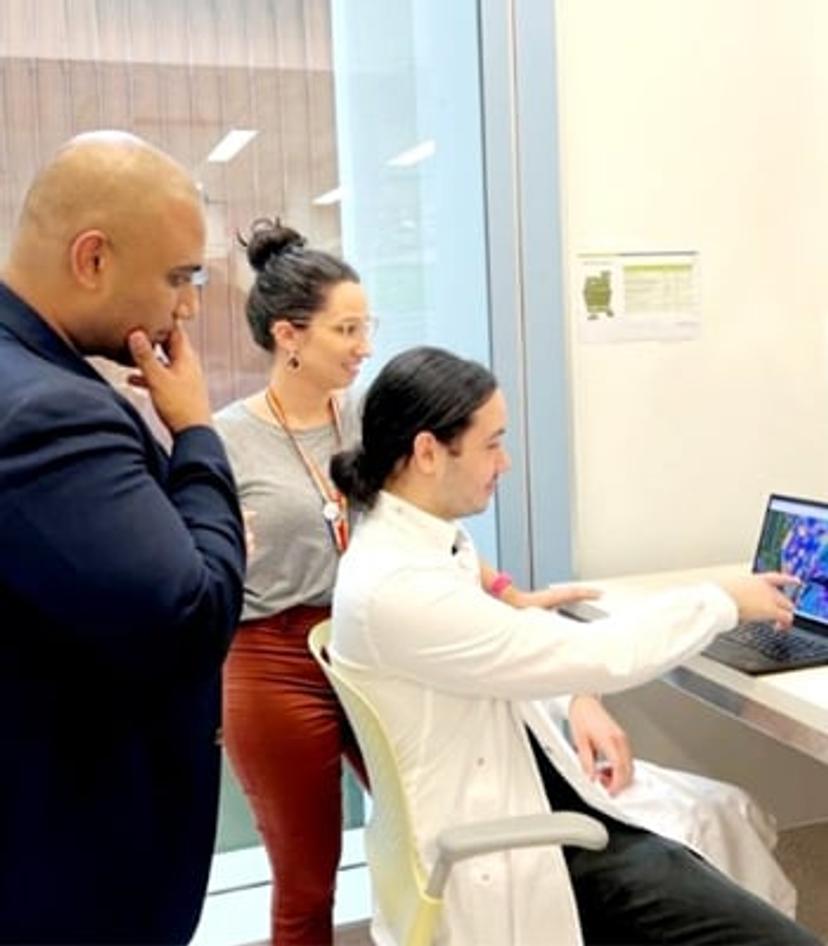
[721,622,828,661]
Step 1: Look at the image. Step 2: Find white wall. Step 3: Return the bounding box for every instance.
[556,0,828,578]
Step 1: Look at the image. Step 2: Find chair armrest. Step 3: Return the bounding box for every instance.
[425,812,608,898]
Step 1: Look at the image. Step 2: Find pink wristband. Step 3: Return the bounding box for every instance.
[489,571,513,598]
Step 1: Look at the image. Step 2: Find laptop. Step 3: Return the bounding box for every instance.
[702,493,828,675]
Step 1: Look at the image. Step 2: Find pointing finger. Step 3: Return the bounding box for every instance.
[761,571,801,590]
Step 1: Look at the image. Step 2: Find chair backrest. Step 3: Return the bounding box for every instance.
[308,621,442,946]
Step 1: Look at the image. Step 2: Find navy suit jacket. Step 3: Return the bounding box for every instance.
[0,284,246,944]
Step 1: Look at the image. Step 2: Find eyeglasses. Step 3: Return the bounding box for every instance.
[327,317,379,341]
[167,266,208,289]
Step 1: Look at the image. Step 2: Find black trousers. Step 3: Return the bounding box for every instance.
[527,730,821,946]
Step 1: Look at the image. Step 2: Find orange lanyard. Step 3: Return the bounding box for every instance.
[264,388,349,554]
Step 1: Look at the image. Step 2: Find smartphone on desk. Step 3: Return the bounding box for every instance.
[557,600,609,623]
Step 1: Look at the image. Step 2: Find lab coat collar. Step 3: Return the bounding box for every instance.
[372,490,462,557]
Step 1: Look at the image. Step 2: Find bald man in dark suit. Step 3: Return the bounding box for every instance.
[0,132,245,944]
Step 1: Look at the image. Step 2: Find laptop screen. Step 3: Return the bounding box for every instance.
[753,494,828,629]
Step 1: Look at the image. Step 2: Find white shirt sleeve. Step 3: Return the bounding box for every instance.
[362,567,737,699]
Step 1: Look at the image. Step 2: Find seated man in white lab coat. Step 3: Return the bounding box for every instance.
[329,346,819,946]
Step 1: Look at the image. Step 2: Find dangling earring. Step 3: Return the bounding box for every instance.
[287,350,301,372]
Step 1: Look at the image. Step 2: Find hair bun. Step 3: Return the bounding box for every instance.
[241,218,306,272]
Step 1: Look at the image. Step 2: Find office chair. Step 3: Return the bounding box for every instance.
[308,621,609,946]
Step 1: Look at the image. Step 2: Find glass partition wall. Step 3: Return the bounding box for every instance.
[1,0,355,859]
[0,0,497,939]
[1,1,347,409]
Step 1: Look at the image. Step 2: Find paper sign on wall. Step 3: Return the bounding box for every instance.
[574,251,700,343]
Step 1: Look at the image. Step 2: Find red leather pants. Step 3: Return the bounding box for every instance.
[222,605,366,945]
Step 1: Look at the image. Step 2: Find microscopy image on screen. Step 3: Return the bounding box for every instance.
[755,508,828,623]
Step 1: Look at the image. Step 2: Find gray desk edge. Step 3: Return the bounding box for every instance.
[666,655,828,765]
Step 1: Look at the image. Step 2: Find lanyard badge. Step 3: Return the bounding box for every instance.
[265,388,349,554]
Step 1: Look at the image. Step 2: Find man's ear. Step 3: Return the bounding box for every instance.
[411,430,441,475]
[69,230,109,290]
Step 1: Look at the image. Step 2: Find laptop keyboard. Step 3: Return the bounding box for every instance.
[722,622,828,661]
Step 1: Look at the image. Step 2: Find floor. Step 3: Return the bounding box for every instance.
[332,922,371,946]
[777,821,828,942]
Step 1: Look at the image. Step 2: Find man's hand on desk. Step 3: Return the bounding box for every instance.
[505,583,603,611]
[719,571,800,630]
[568,695,633,795]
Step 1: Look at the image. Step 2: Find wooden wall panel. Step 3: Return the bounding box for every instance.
[0,0,340,408]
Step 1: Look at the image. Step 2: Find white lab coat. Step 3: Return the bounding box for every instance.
[605,756,794,916]
[332,492,793,946]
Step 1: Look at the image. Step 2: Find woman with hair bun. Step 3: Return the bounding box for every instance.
[214,218,375,946]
